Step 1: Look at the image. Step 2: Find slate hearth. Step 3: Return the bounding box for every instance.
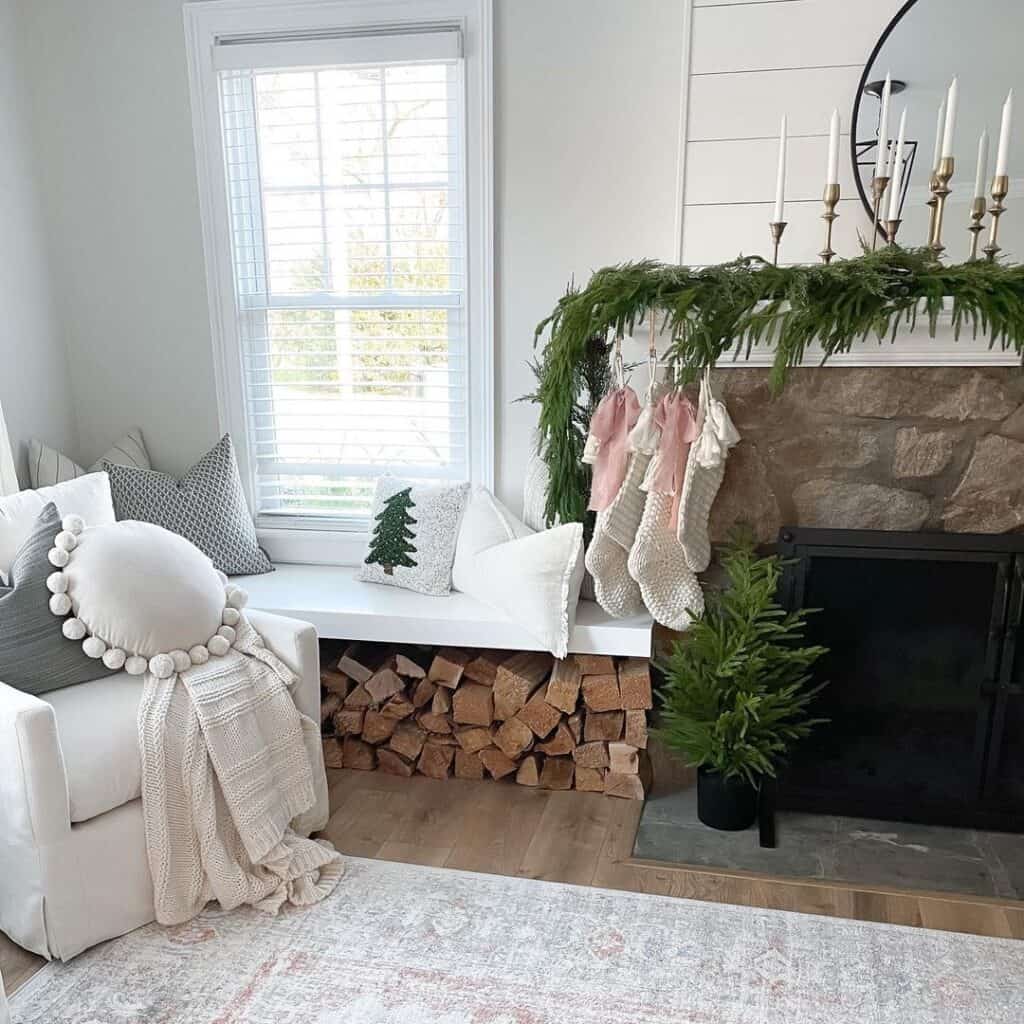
[634,785,1024,900]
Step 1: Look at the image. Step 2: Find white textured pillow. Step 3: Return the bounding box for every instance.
[0,473,115,584]
[46,517,247,678]
[27,428,151,488]
[452,487,585,658]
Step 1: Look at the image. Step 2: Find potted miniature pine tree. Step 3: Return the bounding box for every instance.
[364,487,418,576]
[655,532,828,831]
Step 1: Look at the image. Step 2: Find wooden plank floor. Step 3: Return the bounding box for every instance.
[4,768,1022,1001]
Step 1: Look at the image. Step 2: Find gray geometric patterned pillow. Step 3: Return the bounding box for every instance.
[0,503,117,695]
[104,434,273,576]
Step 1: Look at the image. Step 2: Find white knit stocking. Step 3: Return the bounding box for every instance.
[627,490,704,631]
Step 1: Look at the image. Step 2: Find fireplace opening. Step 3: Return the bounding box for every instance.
[777,527,1024,833]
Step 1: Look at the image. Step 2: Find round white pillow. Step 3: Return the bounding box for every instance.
[47,517,246,676]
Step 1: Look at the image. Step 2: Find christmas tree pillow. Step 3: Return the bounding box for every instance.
[359,477,470,596]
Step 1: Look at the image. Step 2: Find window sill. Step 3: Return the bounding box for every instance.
[257,525,368,567]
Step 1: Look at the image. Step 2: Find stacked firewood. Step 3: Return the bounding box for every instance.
[319,643,653,799]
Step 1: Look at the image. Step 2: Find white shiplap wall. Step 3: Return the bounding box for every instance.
[682,0,906,265]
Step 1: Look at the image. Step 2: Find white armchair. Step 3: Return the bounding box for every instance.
[0,609,328,962]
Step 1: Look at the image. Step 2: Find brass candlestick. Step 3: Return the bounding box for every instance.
[869,175,890,251]
[983,174,1010,263]
[885,218,902,247]
[967,196,986,260]
[930,156,954,256]
[769,221,787,266]
[926,171,940,247]
[820,183,840,264]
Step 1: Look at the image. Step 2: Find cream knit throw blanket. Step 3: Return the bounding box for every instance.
[138,618,343,925]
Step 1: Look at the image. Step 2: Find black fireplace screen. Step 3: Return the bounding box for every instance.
[777,527,1024,832]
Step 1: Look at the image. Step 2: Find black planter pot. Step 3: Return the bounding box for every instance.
[697,767,758,831]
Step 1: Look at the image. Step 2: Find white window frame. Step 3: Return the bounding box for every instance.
[184,0,494,566]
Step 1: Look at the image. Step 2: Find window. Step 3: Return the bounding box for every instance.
[185,1,492,555]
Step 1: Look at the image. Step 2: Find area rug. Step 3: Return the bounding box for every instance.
[10,856,1023,1023]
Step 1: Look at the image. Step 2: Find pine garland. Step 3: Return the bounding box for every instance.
[532,248,1024,527]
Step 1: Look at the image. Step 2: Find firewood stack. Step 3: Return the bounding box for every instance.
[319,643,653,799]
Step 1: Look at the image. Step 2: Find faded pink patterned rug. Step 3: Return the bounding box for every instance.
[11,856,1024,1023]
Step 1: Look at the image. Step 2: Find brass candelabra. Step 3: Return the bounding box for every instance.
[926,171,940,247]
[930,156,955,255]
[820,183,840,264]
[983,174,1010,262]
[869,175,890,251]
[769,221,787,266]
[967,196,986,260]
[885,218,902,247]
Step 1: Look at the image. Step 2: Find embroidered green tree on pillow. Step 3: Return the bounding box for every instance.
[364,486,418,575]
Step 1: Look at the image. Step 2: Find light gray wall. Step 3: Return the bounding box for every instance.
[0,0,77,483]
[14,0,686,507]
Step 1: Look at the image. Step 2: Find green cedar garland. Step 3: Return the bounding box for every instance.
[532,248,1024,528]
[364,486,418,575]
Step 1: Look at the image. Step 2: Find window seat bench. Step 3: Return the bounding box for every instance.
[234,563,653,657]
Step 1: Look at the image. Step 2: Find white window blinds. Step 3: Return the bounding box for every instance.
[217,31,466,527]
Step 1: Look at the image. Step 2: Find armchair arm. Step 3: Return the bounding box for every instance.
[245,609,321,725]
[0,681,70,848]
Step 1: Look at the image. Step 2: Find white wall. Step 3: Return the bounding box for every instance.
[17,0,220,478]
[0,0,77,483]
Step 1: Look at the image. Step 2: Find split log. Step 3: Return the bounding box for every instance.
[581,673,621,713]
[428,732,458,747]
[451,683,494,726]
[624,709,648,749]
[566,711,583,744]
[464,649,509,685]
[604,771,645,800]
[322,737,345,768]
[573,741,609,768]
[377,748,415,777]
[545,658,582,714]
[584,710,624,742]
[493,652,552,720]
[454,748,485,780]
[494,717,534,759]
[342,737,376,771]
[428,647,472,688]
[618,658,653,710]
[479,747,518,780]
[536,721,575,756]
[516,754,540,787]
[320,692,342,725]
[337,642,388,684]
[333,707,366,737]
[574,767,606,792]
[454,726,494,754]
[389,721,428,761]
[418,742,455,779]
[431,686,452,715]
[393,652,427,679]
[320,667,351,697]
[365,667,405,705]
[344,682,374,709]
[539,756,574,790]
[382,695,415,720]
[574,654,615,676]
[516,692,561,739]
[417,711,453,734]
[411,677,437,708]
[608,742,639,775]
[362,709,398,745]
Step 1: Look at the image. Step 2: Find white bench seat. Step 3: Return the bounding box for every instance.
[234,563,653,657]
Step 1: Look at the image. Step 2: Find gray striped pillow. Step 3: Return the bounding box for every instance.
[0,503,117,695]
[27,428,151,488]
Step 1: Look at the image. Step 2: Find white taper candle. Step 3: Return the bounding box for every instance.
[887,109,907,221]
[773,115,787,222]
[996,89,1014,178]
[827,109,841,186]
[974,130,990,199]
[874,72,892,178]
[941,77,958,159]
[932,99,946,172]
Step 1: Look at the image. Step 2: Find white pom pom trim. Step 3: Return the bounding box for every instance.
[50,518,243,676]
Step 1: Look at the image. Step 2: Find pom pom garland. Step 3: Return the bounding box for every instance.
[47,520,248,677]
